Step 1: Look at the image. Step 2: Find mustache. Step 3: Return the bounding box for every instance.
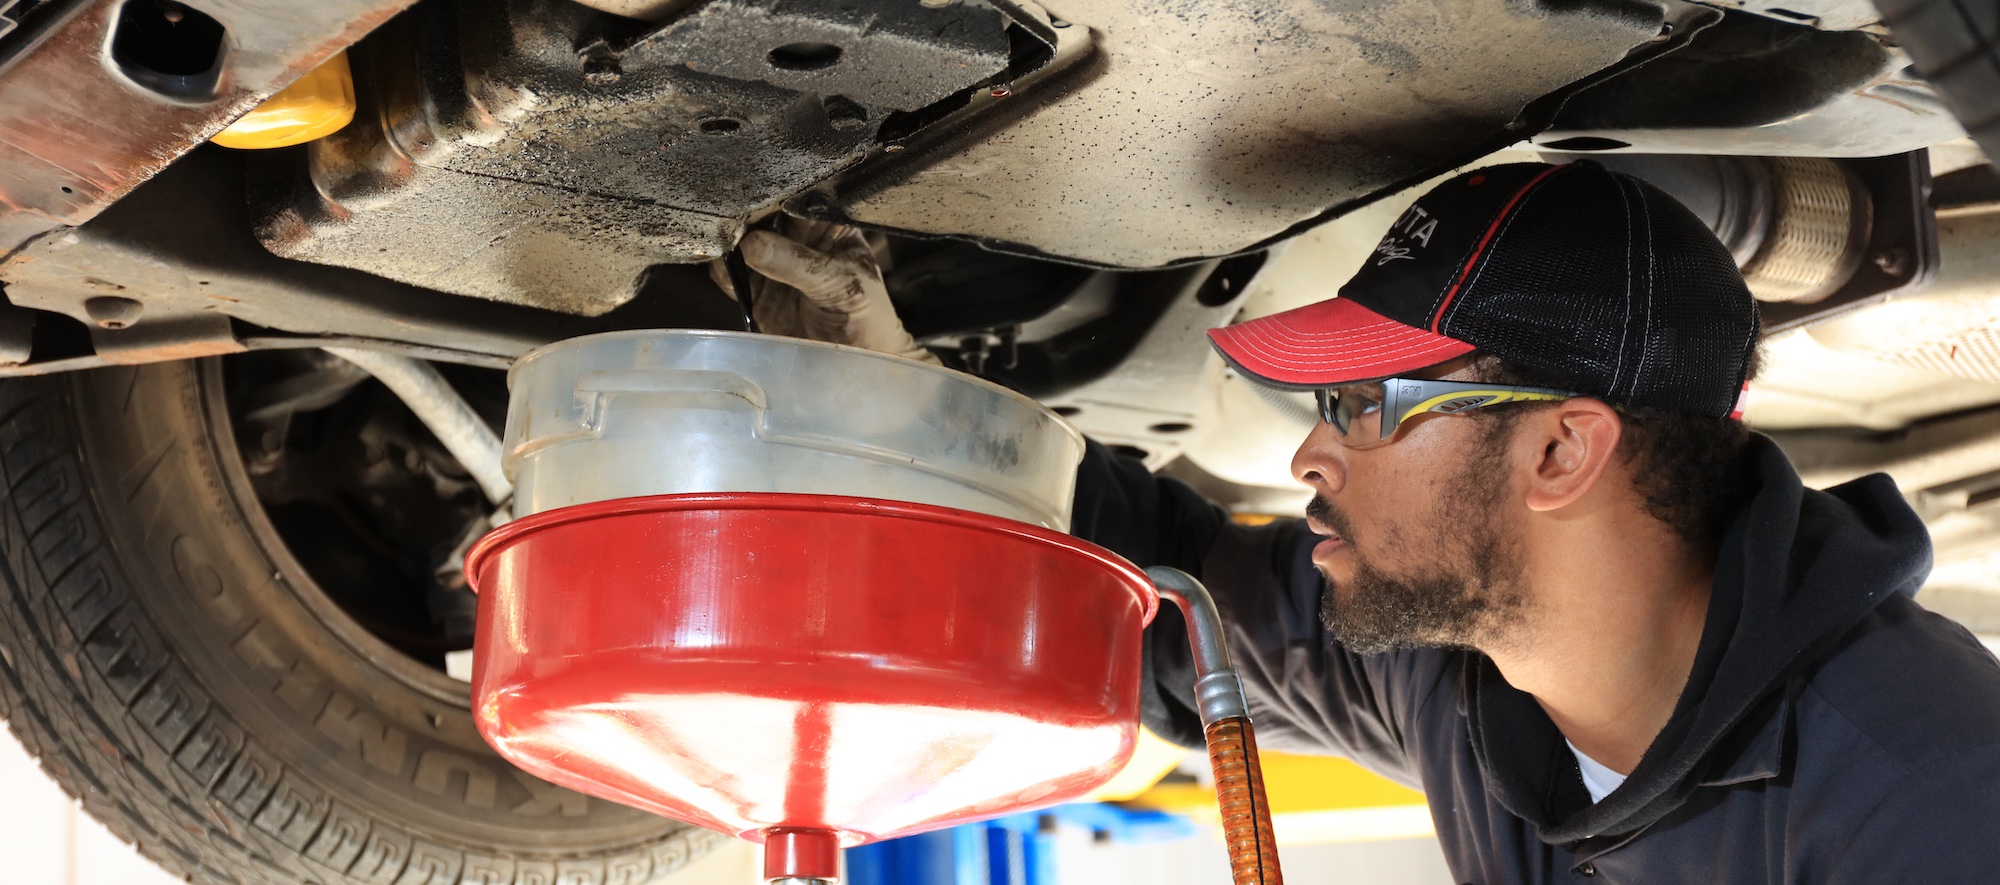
[1306,495,1356,542]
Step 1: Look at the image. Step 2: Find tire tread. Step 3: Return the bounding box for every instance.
[0,372,718,885]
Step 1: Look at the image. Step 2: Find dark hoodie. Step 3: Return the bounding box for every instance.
[1072,435,2000,883]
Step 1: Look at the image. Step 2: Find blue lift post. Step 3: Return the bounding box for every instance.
[845,804,1196,885]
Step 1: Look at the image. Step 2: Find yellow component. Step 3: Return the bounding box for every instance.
[212,52,356,149]
[1123,750,1433,845]
[1404,388,1569,418]
[1083,727,1197,802]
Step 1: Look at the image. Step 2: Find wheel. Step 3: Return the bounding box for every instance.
[0,358,720,884]
[1877,0,2000,162]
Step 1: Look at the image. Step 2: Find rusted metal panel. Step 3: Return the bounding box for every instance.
[0,0,419,259]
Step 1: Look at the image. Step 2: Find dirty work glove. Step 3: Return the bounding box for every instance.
[710,218,942,366]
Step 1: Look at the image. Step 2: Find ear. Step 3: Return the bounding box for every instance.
[1522,400,1623,513]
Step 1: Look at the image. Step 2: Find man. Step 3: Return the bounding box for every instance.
[728,162,2000,881]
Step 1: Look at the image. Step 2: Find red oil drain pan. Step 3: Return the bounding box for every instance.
[465,492,1159,878]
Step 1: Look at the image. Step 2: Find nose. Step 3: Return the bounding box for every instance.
[1291,421,1347,493]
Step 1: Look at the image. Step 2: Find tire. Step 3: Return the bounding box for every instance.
[0,360,720,884]
[1877,0,2000,162]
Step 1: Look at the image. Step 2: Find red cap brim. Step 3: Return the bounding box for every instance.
[1208,297,1476,389]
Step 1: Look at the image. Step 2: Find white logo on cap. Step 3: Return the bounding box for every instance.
[1371,205,1441,266]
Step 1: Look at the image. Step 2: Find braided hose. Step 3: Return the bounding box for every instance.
[1146,566,1285,885]
[1740,157,1869,304]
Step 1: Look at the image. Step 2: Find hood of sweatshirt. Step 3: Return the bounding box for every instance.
[1465,434,1934,843]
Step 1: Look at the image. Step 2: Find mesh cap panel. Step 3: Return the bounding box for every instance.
[1217,162,1760,417]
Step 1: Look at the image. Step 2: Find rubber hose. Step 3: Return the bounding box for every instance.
[1206,716,1284,885]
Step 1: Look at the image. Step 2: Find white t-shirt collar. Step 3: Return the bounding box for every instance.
[1566,739,1628,804]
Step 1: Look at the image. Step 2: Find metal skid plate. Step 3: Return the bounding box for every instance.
[1534,11,1965,157]
[251,0,1035,315]
[816,0,1691,268]
[0,148,749,375]
[628,0,1012,111]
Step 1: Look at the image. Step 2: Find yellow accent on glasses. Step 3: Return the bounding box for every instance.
[1313,378,1582,449]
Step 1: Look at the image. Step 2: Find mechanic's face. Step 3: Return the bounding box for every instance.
[1291,363,1533,654]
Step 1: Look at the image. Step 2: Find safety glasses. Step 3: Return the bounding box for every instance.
[1314,378,1583,449]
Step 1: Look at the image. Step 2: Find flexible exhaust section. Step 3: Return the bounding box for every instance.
[1146,567,1284,885]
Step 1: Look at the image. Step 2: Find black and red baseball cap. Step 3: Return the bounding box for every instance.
[1209,162,1760,418]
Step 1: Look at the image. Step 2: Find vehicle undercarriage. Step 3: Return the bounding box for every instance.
[2,0,1998,881]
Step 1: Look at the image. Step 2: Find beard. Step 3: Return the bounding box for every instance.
[1312,429,1529,654]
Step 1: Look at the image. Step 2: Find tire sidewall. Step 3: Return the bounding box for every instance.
[34,360,711,883]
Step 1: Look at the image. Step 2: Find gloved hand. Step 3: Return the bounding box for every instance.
[710,218,942,366]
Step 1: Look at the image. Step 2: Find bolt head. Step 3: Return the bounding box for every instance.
[1873,248,1910,277]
